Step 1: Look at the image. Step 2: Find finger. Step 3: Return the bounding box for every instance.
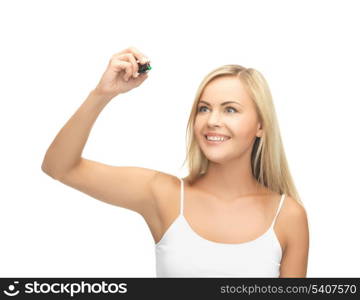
[124,53,139,78]
[116,56,134,81]
[111,59,129,73]
[111,60,132,81]
[127,46,150,64]
[123,62,133,81]
[113,46,150,66]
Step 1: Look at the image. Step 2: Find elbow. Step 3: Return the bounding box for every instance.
[41,161,50,175]
[41,163,58,180]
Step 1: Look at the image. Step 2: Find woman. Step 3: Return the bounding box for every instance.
[41,46,309,278]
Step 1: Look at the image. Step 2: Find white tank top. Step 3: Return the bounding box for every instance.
[155,177,285,277]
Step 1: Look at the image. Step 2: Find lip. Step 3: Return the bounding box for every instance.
[204,132,230,138]
[204,134,231,145]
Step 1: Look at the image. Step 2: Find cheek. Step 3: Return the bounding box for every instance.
[194,114,257,141]
[230,119,258,141]
[193,120,201,138]
[194,119,201,134]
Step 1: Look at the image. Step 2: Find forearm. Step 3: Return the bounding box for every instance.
[41,89,112,178]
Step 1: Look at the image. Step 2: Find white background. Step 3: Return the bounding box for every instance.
[1,0,359,277]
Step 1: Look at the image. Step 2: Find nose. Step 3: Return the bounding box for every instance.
[207,110,223,127]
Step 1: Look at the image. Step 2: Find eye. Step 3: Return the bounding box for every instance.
[197,105,209,113]
[226,107,237,113]
[197,106,238,113]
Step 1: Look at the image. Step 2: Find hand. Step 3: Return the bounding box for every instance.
[94,46,151,99]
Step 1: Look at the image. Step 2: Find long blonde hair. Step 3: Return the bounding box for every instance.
[181,64,303,206]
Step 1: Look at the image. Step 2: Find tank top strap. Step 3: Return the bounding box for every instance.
[270,194,286,229]
[179,177,184,215]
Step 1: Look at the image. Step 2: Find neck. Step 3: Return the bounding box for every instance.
[195,149,265,199]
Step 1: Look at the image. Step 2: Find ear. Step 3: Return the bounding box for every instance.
[256,122,263,138]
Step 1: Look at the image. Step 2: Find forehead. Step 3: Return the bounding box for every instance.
[199,76,252,106]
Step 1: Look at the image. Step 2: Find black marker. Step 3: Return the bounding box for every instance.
[137,61,152,73]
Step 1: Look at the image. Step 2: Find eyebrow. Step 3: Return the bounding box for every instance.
[198,100,244,107]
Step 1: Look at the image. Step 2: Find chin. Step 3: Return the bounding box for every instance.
[203,153,232,164]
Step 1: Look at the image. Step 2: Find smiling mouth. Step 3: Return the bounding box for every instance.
[204,135,231,144]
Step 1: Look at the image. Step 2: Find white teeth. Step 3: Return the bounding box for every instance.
[206,135,228,141]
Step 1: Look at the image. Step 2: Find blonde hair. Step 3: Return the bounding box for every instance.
[181,64,303,206]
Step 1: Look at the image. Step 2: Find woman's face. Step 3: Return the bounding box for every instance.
[194,75,263,164]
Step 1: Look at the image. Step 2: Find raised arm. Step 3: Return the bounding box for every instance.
[41,47,159,216]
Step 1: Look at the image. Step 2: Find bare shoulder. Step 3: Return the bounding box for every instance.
[278,195,310,277]
[282,196,308,226]
[151,172,184,222]
[151,171,180,201]
[144,171,180,243]
[280,195,309,251]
